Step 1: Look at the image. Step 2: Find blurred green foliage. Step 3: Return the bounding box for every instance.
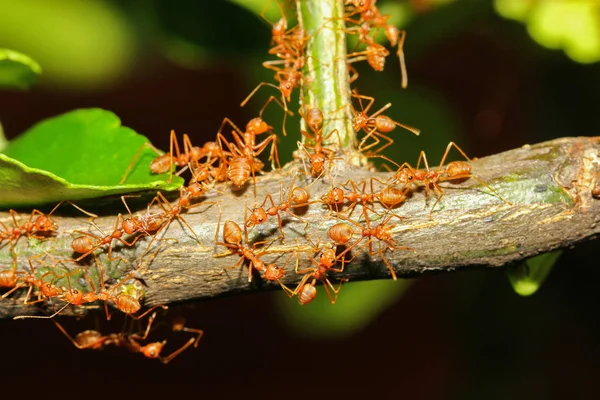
[277,279,413,339]
[507,250,562,296]
[495,0,600,63]
[0,49,41,89]
[0,0,134,89]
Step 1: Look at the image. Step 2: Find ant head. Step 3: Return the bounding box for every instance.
[34,215,57,232]
[63,287,83,305]
[279,81,293,100]
[310,153,327,175]
[264,264,285,281]
[42,282,60,297]
[319,249,336,267]
[249,208,267,224]
[246,117,272,135]
[187,182,206,198]
[142,341,166,359]
[395,168,414,184]
[121,217,138,235]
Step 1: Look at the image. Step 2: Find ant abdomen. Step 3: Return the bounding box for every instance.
[445,161,472,177]
[297,283,317,305]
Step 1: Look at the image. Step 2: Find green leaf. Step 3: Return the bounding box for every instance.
[277,279,413,339]
[0,108,183,208]
[507,250,562,296]
[0,48,42,89]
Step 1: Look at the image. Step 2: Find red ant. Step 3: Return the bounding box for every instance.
[297,107,341,178]
[0,201,92,248]
[119,195,166,239]
[216,117,280,197]
[335,208,413,280]
[283,239,349,305]
[350,91,420,155]
[53,311,202,364]
[215,205,287,283]
[145,184,216,249]
[2,251,67,306]
[70,213,144,263]
[384,142,511,213]
[246,174,312,240]
[339,178,409,217]
[120,130,217,184]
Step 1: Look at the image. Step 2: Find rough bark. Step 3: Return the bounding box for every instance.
[1,136,599,319]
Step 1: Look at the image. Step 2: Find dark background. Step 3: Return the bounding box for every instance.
[1,1,599,398]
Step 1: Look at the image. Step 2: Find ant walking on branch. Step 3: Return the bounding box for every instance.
[334,208,414,280]
[215,207,286,284]
[382,141,512,213]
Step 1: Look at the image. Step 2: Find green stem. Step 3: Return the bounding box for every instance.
[296,0,354,150]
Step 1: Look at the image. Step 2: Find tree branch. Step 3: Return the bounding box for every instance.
[2,136,599,319]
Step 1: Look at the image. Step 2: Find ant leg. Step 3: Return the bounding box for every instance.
[350,90,376,115]
[240,82,281,108]
[9,209,23,228]
[159,192,203,246]
[259,0,277,24]
[52,320,108,350]
[322,277,348,304]
[260,94,292,137]
[120,142,164,184]
[160,337,197,364]
[219,256,245,277]
[285,271,312,298]
[130,304,169,321]
[259,94,294,117]
[380,250,398,281]
[172,316,204,347]
[296,141,312,176]
[253,134,281,170]
[217,118,246,149]
[368,103,393,120]
[14,301,71,320]
[397,30,408,89]
[129,311,157,340]
[437,141,473,170]
[360,129,395,155]
[348,64,359,84]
